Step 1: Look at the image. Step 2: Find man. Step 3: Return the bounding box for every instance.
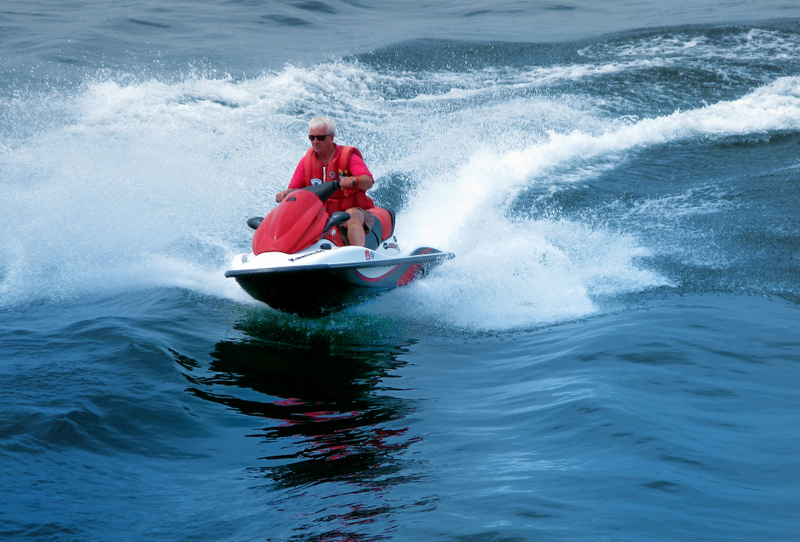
[276,116,375,247]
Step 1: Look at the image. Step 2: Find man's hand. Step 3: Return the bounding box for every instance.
[276,188,294,203]
[341,176,359,190]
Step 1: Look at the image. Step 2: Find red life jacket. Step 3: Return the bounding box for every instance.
[303,145,375,214]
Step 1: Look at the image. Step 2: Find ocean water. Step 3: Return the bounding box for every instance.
[1,1,799,540]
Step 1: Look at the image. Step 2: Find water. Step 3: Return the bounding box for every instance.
[1,1,799,540]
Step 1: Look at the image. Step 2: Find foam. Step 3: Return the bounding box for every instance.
[1,56,797,328]
[580,29,800,63]
[390,77,799,329]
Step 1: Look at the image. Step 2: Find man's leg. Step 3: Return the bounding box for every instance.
[344,207,374,247]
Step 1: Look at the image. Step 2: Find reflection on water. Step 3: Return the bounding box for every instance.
[172,315,426,539]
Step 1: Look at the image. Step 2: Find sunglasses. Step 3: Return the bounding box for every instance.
[308,134,331,141]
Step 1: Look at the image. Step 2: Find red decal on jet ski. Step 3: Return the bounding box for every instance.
[396,248,436,285]
[396,263,423,286]
[354,265,401,283]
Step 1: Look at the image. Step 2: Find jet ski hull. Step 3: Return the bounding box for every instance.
[225,246,450,316]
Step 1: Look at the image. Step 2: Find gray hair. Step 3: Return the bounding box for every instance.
[309,116,337,135]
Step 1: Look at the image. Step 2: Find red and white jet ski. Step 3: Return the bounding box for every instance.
[225,181,453,316]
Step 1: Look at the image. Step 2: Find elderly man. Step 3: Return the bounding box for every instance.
[276,116,376,247]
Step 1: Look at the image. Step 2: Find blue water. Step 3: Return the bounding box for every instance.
[2,1,800,540]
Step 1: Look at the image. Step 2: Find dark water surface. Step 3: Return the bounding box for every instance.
[1,1,799,540]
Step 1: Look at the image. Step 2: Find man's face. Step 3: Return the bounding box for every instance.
[309,126,335,155]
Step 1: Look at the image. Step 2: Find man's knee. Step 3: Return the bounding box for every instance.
[345,208,364,225]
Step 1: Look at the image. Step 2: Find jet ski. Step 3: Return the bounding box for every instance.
[225,180,453,316]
